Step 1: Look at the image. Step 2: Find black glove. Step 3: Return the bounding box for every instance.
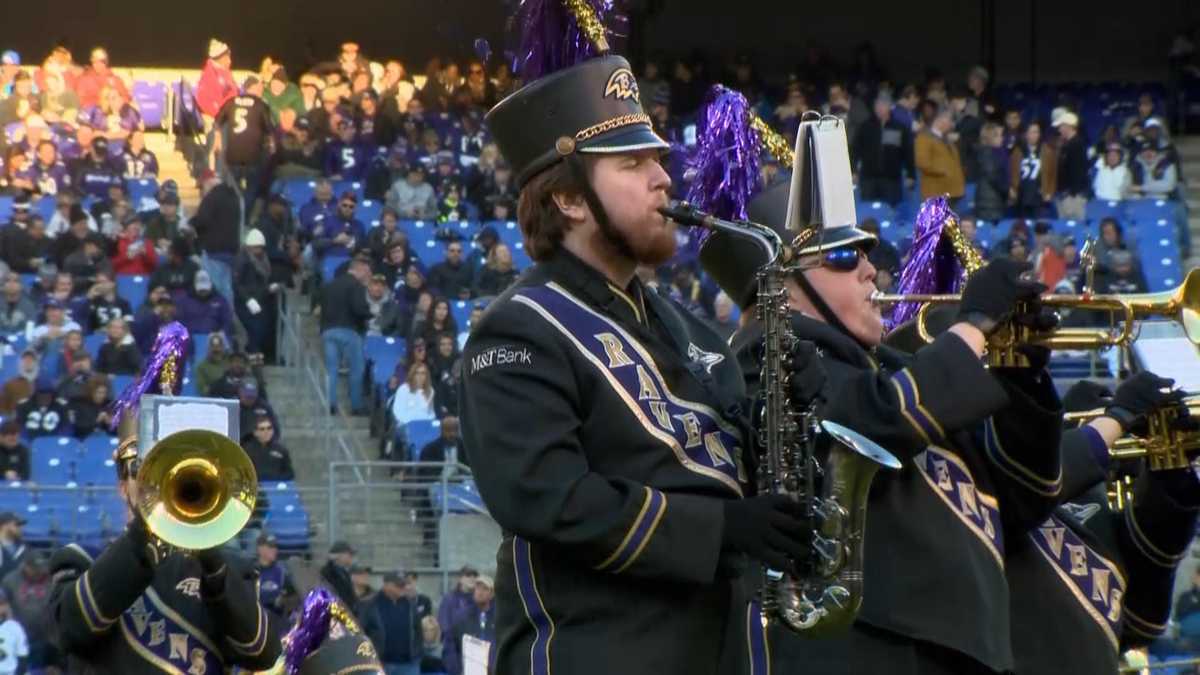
[722,495,809,572]
[126,513,164,569]
[787,341,827,405]
[195,547,228,597]
[1062,380,1113,415]
[956,260,1047,335]
[1108,372,1179,433]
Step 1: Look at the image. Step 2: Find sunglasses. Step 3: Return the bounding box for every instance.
[819,247,867,272]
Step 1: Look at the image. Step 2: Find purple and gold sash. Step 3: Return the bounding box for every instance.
[118,588,225,675]
[1029,514,1126,650]
[514,282,745,495]
[915,446,1004,566]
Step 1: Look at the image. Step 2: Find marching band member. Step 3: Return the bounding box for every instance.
[701,148,1064,672]
[48,322,280,673]
[459,6,810,675]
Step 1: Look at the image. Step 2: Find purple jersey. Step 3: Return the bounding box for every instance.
[323,140,371,181]
[356,114,379,147]
[74,160,121,198]
[81,103,142,135]
[298,198,336,237]
[32,161,72,196]
[119,148,159,178]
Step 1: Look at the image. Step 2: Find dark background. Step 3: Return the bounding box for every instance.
[3,0,1197,83]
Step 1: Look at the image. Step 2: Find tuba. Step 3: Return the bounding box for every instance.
[662,201,900,635]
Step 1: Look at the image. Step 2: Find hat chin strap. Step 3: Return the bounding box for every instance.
[791,269,866,348]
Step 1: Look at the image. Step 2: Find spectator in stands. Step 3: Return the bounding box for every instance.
[47,194,94,240]
[75,48,128,108]
[417,299,457,347]
[242,414,294,481]
[438,565,479,675]
[144,192,187,256]
[1093,143,1132,202]
[0,590,29,675]
[214,76,274,210]
[16,375,71,439]
[914,109,965,205]
[948,87,982,180]
[69,374,111,438]
[387,164,437,220]
[975,122,1011,222]
[853,95,913,205]
[430,334,461,417]
[1009,122,1056,218]
[1131,141,1179,199]
[0,351,36,416]
[1095,217,1131,267]
[1097,249,1148,294]
[666,263,711,318]
[0,71,38,127]
[420,616,445,673]
[275,116,325,179]
[0,514,24,584]
[471,242,517,298]
[253,194,296,264]
[39,68,78,124]
[148,237,200,295]
[71,136,120,199]
[324,118,371,182]
[251,534,296,638]
[263,67,304,123]
[195,333,229,396]
[319,258,372,415]
[196,39,237,124]
[396,268,430,335]
[237,380,279,442]
[1052,112,1089,221]
[3,551,51,672]
[191,171,241,302]
[312,192,365,261]
[366,274,403,337]
[118,130,158,179]
[387,338,428,394]
[390,363,435,434]
[111,214,158,275]
[859,218,900,285]
[177,269,234,338]
[298,178,336,239]
[368,209,405,266]
[446,575,495,675]
[32,298,79,351]
[209,350,265,400]
[0,422,28,481]
[62,236,113,294]
[30,139,71,197]
[56,348,95,402]
[130,292,175,354]
[1122,93,1159,148]
[51,205,100,267]
[427,240,472,300]
[95,316,140,375]
[233,229,281,359]
[361,572,424,675]
[0,275,35,336]
[82,85,141,141]
[414,415,461,480]
[320,541,359,609]
[352,565,376,605]
[82,272,131,332]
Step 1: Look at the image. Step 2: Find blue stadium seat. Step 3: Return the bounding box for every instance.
[191,333,211,363]
[36,488,80,513]
[1126,198,1174,224]
[67,504,107,547]
[116,275,149,312]
[450,301,472,329]
[356,199,384,227]
[414,238,447,267]
[279,178,317,213]
[263,503,310,545]
[75,445,116,485]
[181,375,198,397]
[404,419,441,461]
[0,486,32,513]
[320,255,349,284]
[31,436,82,484]
[857,200,895,224]
[131,80,167,129]
[0,196,12,223]
[21,504,54,544]
[441,220,478,242]
[110,375,135,398]
[84,333,106,360]
[126,178,159,206]
[332,180,364,202]
[492,220,523,247]
[32,195,54,223]
[1086,199,1124,222]
[510,241,533,271]
[262,481,302,510]
[428,480,487,515]
[364,335,405,365]
[83,434,119,460]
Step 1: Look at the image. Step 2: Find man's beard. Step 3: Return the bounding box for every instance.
[596,212,675,268]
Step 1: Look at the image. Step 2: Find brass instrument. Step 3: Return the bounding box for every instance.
[1063,397,1199,508]
[873,268,1200,366]
[663,201,901,635]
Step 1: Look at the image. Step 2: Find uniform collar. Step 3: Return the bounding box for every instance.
[543,249,649,328]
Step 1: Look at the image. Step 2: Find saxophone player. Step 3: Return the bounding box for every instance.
[701,187,1065,672]
[458,9,816,675]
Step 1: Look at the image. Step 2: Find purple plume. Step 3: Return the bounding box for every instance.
[474,38,493,64]
[511,0,613,80]
[886,196,963,329]
[284,588,335,674]
[684,85,763,249]
[109,321,190,430]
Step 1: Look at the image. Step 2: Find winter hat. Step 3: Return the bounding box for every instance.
[244,229,266,247]
[208,39,230,60]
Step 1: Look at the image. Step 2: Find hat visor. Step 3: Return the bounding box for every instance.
[796,226,878,257]
[577,123,670,155]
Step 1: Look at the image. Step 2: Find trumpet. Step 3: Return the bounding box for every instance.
[1064,397,1199,508]
[873,268,1200,366]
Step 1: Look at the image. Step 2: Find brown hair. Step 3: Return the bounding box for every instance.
[516,159,590,262]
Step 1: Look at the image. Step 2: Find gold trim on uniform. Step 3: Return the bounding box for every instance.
[574,114,652,142]
[1124,502,1189,568]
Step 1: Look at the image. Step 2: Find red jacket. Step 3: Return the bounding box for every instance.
[196,59,237,118]
[112,237,158,275]
[74,68,130,108]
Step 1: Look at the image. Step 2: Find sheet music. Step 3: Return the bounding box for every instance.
[1133,337,1200,392]
[463,635,491,675]
[785,118,857,233]
[156,402,230,439]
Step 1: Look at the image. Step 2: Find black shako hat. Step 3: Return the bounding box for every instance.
[485,54,669,188]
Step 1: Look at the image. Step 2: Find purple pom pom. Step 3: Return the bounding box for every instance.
[886,196,963,330]
[511,0,613,80]
[285,588,335,674]
[684,85,764,249]
[109,321,190,430]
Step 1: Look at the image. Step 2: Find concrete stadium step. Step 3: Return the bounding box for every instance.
[144,132,200,212]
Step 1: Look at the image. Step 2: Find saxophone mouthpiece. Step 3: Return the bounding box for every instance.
[658,200,710,229]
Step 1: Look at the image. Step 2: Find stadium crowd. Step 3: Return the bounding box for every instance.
[0,31,1190,674]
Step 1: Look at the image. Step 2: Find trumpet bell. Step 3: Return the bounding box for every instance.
[136,429,257,551]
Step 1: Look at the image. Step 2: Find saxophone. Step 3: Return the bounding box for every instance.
[662,201,900,635]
